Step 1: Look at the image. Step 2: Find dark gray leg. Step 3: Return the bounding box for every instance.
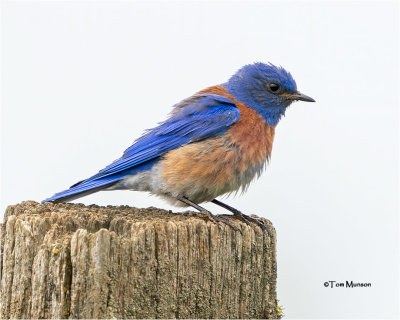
[211,199,269,234]
[177,196,241,233]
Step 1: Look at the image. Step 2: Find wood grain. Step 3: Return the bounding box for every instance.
[0,201,278,319]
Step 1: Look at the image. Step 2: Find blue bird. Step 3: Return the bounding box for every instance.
[43,62,315,231]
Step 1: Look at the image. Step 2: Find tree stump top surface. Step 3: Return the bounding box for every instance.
[1,201,278,319]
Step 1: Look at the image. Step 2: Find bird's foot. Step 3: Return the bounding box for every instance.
[197,209,241,233]
[238,212,270,235]
[211,199,270,235]
[177,196,241,233]
[224,210,270,235]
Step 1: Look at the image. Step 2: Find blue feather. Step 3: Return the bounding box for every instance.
[42,94,240,203]
[223,62,297,126]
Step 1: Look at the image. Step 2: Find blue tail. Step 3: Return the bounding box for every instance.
[42,159,159,203]
[42,176,121,203]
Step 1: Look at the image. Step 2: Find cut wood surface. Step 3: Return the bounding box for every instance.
[0,201,278,319]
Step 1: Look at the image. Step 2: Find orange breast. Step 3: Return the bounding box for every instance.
[197,85,275,166]
[159,85,275,202]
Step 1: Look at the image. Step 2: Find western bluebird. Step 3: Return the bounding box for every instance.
[43,62,315,232]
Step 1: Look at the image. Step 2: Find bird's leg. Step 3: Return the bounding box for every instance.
[211,199,270,234]
[177,196,241,233]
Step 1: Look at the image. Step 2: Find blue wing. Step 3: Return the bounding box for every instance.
[42,94,240,203]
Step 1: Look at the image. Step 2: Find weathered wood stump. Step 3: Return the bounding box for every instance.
[0,201,278,319]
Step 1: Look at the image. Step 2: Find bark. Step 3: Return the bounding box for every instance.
[0,201,278,319]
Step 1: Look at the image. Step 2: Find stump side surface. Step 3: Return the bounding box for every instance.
[0,201,278,319]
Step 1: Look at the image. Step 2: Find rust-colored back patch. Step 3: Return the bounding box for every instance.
[197,85,275,165]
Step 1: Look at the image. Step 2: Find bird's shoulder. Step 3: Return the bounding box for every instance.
[197,85,276,159]
[169,87,239,120]
[196,85,275,130]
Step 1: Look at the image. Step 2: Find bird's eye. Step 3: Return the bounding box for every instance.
[267,82,282,94]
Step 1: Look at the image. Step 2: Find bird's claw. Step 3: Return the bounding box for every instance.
[226,213,252,227]
[216,212,269,235]
[197,210,241,233]
[233,212,270,235]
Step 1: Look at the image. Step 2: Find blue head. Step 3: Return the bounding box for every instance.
[223,62,315,126]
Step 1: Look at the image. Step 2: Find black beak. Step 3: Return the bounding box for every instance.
[289,91,315,102]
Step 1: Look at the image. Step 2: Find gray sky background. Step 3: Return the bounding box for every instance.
[1,1,399,318]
